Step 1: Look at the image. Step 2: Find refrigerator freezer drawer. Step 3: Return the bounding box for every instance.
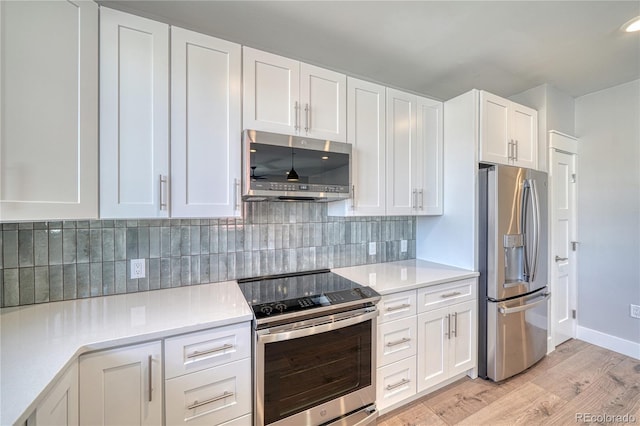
[486,289,550,381]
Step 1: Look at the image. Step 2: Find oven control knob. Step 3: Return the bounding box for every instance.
[274,303,287,312]
[260,305,273,315]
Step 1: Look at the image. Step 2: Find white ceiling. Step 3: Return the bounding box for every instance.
[99,0,640,100]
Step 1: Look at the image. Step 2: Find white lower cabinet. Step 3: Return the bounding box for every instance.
[376,278,477,413]
[76,322,251,426]
[165,358,251,425]
[79,341,163,426]
[416,300,476,392]
[165,322,252,425]
[34,363,78,426]
[377,356,417,410]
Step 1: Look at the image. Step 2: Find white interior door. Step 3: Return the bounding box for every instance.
[550,141,577,347]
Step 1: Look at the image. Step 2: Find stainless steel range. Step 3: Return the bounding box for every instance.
[237,270,380,426]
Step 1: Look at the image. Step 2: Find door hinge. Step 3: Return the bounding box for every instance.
[572,309,577,319]
[571,241,579,251]
[571,173,576,183]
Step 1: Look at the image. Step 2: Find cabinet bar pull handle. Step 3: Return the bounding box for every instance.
[294,102,300,131]
[351,185,356,209]
[234,178,241,211]
[304,103,310,133]
[386,337,411,347]
[386,303,411,312]
[186,343,234,359]
[515,140,518,161]
[452,312,458,338]
[508,140,514,161]
[412,189,417,209]
[419,189,424,210]
[440,291,461,299]
[159,175,168,211]
[446,314,451,339]
[187,391,234,410]
[386,378,411,391]
[148,355,153,402]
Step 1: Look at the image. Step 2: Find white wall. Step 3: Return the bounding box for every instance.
[575,79,640,345]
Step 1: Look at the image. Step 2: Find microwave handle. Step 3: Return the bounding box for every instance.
[351,185,356,210]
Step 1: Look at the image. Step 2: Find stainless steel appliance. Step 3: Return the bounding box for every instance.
[242,129,352,202]
[237,270,380,426]
[478,164,550,382]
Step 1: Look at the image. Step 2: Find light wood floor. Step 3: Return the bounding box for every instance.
[377,339,640,425]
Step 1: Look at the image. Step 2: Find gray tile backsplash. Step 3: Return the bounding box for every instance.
[0,202,416,307]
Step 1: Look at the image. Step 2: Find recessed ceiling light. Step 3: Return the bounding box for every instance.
[622,16,640,32]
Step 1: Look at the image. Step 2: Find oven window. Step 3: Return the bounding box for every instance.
[263,320,372,425]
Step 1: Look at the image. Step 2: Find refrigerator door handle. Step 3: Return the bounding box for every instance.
[520,180,531,280]
[498,292,550,315]
[529,179,540,282]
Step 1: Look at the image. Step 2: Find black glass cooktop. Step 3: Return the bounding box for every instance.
[237,269,380,320]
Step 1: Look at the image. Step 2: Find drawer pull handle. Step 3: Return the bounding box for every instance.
[386,337,411,347]
[186,343,234,359]
[386,378,411,390]
[187,391,234,410]
[440,291,462,299]
[386,303,411,312]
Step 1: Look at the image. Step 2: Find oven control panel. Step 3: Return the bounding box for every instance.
[253,287,377,319]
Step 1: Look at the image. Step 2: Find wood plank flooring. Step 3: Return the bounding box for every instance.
[377,340,640,425]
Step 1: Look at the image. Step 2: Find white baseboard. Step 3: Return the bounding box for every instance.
[576,326,640,360]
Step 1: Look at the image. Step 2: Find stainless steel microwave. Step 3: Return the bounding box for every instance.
[242,130,352,202]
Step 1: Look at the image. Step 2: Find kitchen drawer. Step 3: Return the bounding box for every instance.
[165,358,251,426]
[377,316,417,367]
[376,356,416,411]
[378,290,417,323]
[165,322,250,379]
[417,278,477,313]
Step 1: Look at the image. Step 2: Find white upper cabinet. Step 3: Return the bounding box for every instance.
[171,27,241,218]
[386,89,443,216]
[386,89,417,215]
[0,0,98,221]
[479,91,537,169]
[329,77,386,216]
[100,8,169,218]
[417,97,444,215]
[243,47,346,142]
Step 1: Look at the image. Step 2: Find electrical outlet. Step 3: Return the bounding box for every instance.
[368,242,377,256]
[131,259,145,279]
[631,304,640,319]
[401,239,408,253]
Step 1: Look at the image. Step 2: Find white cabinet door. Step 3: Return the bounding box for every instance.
[479,91,510,165]
[0,0,98,221]
[35,363,79,426]
[511,104,537,169]
[386,89,417,215]
[416,307,448,392]
[329,77,385,216]
[243,47,346,142]
[448,300,477,376]
[416,97,443,215]
[479,91,538,169]
[377,316,417,367]
[165,358,251,426]
[299,63,346,142]
[100,8,169,218]
[171,27,241,218]
[79,341,162,426]
[243,47,300,135]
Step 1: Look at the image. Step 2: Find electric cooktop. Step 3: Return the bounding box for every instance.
[236,269,380,322]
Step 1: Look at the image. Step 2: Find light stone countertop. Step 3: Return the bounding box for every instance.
[0,280,253,426]
[332,259,479,294]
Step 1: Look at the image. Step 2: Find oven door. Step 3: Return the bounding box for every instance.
[255,308,378,426]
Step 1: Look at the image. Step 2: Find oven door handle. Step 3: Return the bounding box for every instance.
[257,309,378,344]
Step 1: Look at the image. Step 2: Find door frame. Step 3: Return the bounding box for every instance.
[548,130,579,352]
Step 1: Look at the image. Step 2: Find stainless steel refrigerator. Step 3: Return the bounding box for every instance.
[478,164,550,382]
